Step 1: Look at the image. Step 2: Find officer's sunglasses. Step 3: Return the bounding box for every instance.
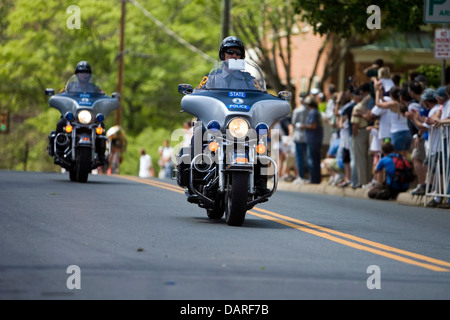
[225,49,242,56]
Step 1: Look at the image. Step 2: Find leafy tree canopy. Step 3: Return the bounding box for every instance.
[294,0,426,38]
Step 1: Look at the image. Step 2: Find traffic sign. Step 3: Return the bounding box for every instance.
[435,28,450,58]
[424,0,450,23]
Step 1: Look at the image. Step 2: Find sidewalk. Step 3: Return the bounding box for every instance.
[276,180,439,208]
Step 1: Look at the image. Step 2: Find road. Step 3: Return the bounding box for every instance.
[0,170,449,303]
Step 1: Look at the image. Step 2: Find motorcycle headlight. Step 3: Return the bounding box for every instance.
[228,118,249,138]
[78,110,92,124]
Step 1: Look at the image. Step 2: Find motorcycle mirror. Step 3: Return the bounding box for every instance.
[112,92,121,99]
[277,91,292,101]
[45,88,55,96]
[178,84,193,95]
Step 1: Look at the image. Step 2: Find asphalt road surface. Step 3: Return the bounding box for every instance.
[1,170,449,303]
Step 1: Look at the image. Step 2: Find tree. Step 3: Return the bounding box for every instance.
[233,0,299,108]
[0,0,223,172]
[294,0,425,39]
[293,0,428,90]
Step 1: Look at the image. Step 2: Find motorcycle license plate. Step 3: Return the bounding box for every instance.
[233,152,248,163]
[78,134,91,145]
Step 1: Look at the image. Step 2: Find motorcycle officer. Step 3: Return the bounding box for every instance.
[177,36,269,200]
[196,36,261,91]
[48,61,106,162]
[65,61,103,94]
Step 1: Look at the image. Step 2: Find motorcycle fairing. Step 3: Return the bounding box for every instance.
[181,90,290,131]
[49,93,119,118]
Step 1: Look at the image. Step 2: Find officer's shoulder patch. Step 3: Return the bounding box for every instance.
[196,75,208,89]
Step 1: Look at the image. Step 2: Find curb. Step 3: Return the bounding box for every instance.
[276,180,426,207]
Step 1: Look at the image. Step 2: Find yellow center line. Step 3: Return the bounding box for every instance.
[116,175,185,194]
[114,174,450,272]
[249,208,450,272]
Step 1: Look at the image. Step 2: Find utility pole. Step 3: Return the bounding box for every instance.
[116,0,126,126]
[221,0,231,40]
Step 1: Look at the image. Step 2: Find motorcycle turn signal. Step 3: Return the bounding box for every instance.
[208,141,219,152]
[256,143,266,154]
[64,125,73,133]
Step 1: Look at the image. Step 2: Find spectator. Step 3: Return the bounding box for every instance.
[158,139,174,179]
[291,92,309,184]
[406,88,437,196]
[363,119,381,189]
[378,67,395,97]
[351,83,372,187]
[368,141,411,200]
[273,115,294,181]
[300,96,323,184]
[322,136,345,186]
[407,81,423,135]
[427,85,450,207]
[182,120,193,147]
[364,58,383,99]
[324,83,338,146]
[337,90,356,188]
[414,74,427,90]
[421,88,447,207]
[375,82,412,157]
[392,74,401,87]
[138,148,153,178]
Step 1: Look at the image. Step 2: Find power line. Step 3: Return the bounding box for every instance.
[129,0,216,64]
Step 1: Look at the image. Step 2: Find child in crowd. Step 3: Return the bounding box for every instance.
[368,141,412,200]
[363,119,381,189]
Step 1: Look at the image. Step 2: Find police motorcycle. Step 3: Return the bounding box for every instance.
[46,75,119,182]
[176,59,291,226]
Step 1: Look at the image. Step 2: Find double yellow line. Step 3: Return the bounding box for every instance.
[249,207,450,272]
[119,175,185,194]
[117,175,450,272]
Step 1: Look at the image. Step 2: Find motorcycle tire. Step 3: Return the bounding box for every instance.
[225,172,249,226]
[75,148,91,183]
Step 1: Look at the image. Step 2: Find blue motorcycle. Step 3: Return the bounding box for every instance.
[176,59,291,226]
[46,75,119,182]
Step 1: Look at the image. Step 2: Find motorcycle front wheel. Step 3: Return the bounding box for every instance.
[75,147,91,183]
[225,172,249,226]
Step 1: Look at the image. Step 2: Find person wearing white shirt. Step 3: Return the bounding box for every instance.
[139,148,152,178]
[374,81,412,156]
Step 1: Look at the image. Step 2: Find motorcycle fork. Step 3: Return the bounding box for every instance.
[71,126,94,161]
[220,141,255,195]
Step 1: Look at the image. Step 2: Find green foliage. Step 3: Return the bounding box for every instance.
[294,0,426,38]
[0,0,221,173]
[416,65,443,89]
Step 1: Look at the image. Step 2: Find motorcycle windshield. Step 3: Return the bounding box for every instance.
[49,74,118,118]
[203,59,266,92]
[64,74,103,94]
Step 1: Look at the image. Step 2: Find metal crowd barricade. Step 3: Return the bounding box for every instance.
[425,124,450,205]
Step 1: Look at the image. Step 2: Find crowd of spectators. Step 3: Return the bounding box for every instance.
[280,59,450,208]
